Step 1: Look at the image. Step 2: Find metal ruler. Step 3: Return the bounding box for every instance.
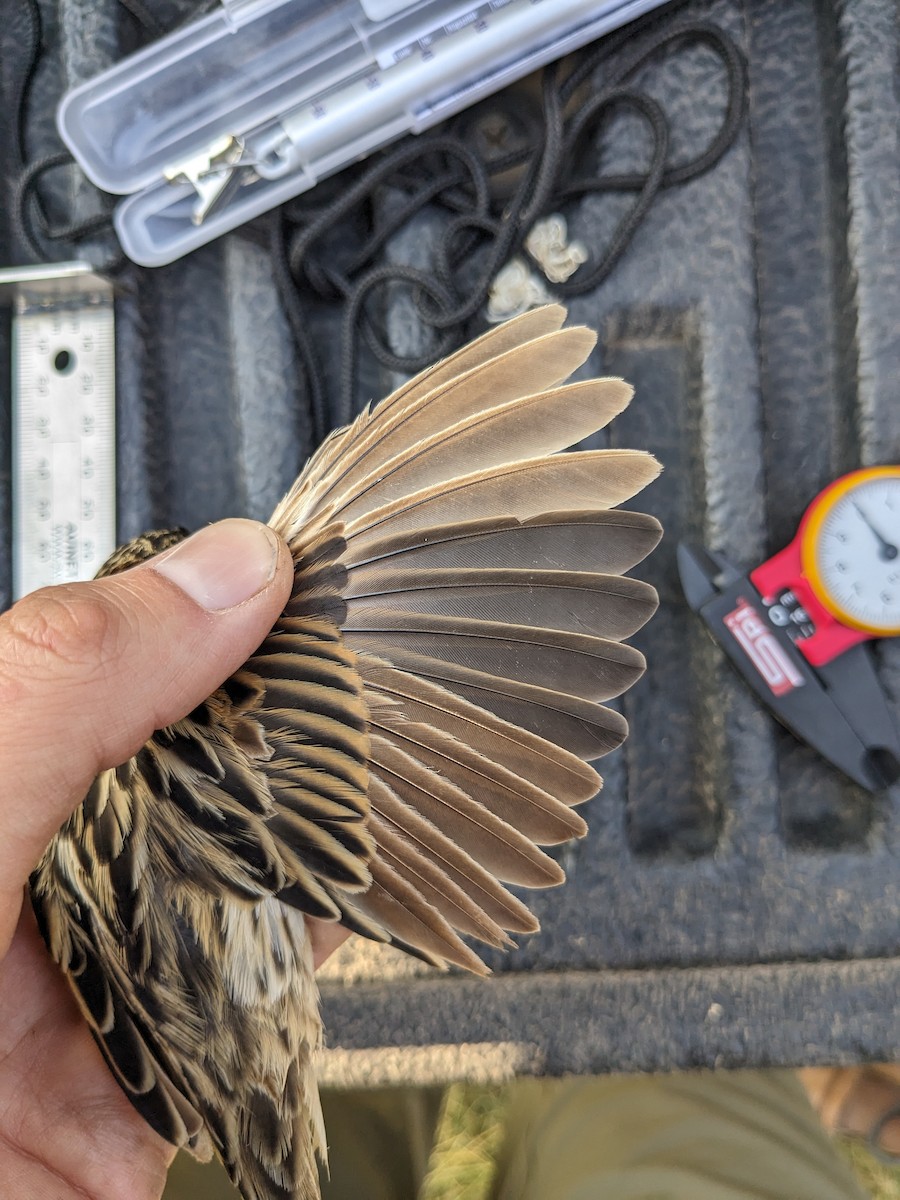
[1,262,116,600]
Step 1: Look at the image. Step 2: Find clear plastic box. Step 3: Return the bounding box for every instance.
[58,0,668,266]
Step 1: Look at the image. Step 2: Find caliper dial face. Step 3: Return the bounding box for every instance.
[802,467,900,635]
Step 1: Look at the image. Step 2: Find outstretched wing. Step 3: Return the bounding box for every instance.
[258,304,661,968]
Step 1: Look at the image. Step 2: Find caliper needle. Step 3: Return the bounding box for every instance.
[853,500,898,561]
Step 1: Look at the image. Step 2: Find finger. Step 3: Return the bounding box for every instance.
[0,519,293,895]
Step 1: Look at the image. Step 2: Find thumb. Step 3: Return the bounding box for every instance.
[0,519,293,904]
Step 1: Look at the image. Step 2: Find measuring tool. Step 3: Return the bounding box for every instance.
[678,468,900,792]
[1,262,116,601]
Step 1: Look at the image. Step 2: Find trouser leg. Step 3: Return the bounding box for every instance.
[489,1070,867,1200]
[318,1085,445,1200]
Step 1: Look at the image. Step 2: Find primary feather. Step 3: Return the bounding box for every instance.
[30,305,661,1200]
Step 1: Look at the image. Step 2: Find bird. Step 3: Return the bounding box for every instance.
[29,305,661,1200]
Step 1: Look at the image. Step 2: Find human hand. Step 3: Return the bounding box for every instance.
[0,519,345,1199]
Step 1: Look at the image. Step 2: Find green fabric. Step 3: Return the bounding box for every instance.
[489,1071,867,1200]
[319,1086,444,1200]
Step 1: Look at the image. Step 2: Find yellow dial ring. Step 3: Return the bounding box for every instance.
[800,465,900,635]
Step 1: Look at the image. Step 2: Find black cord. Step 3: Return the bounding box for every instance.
[276,16,747,420]
[10,0,231,263]
[13,0,43,168]
[554,89,670,297]
[13,152,116,263]
[269,210,330,444]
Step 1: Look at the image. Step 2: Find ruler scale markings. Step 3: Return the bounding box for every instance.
[4,264,116,600]
[51,441,81,585]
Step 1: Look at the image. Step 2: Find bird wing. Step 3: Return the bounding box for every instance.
[259,304,661,970]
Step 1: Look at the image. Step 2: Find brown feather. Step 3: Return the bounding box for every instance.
[365,812,511,947]
[344,568,658,642]
[369,652,629,759]
[269,306,574,539]
[344,449,661,551]
[372,714,586,844]
[369,304,569,421]
[339,853,490,975]
[345,615,646,701]
[345,509,663,576]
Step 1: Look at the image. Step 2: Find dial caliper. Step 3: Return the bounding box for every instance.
[678,468,900,792]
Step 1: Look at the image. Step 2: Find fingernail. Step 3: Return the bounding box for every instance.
[151,519,279,611]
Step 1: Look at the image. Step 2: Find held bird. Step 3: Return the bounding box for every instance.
[30,305,661,1200]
